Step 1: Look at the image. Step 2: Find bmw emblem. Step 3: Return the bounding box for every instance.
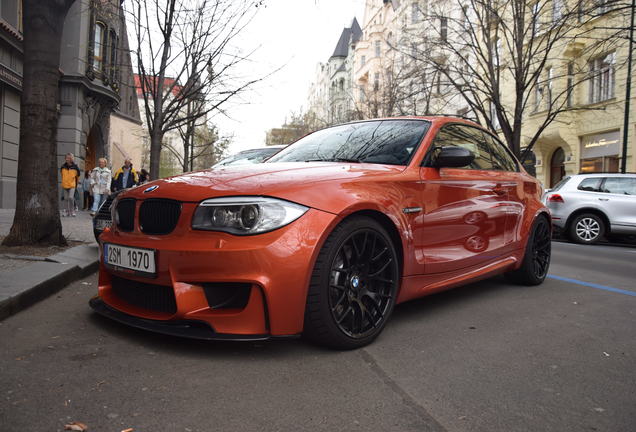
[351,275,360,289]
[144,185,159,193]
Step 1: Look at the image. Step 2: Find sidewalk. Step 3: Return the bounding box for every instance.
[0,209,99,320]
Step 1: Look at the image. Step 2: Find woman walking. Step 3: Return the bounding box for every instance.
[89,158,112,216]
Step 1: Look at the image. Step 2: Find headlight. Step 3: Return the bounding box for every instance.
[191,196,309,235]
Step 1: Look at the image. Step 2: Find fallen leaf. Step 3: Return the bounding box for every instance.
[64,422,88,431]
[121,429,134,432]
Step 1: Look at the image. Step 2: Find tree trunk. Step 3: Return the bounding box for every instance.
[2,0,76,246]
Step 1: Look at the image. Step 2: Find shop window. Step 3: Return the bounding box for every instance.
[589,52,615,103]
[580,156,619,173]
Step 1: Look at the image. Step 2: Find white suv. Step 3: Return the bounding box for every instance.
[543,173,636,244]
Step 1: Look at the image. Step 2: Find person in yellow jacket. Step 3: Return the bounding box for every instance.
[111,158,138,192]
[60,153,81,217]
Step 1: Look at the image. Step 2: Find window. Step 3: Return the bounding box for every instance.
[374,72,380,91]
[375,40,381,57]
[440,17,448,41]
[534,78,544,112]
[93,22,106,74]
[552,0,563,22]
[532,2,542,35]
[491,38,501,68]
[566,62,574,107]
[461,5,469,29]
[546,66,553,105]
[1,0,19,30]
[109,30,118,83]
[577,177,603,192]
[601,177,636,194]
[430,125,494,170]
[361,55,366,67]
[483,132,518,171]
[490,102,500,130]
[589,52,615,103]
[412,2,419,24]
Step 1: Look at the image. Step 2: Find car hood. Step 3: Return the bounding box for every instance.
[121,162,407,213]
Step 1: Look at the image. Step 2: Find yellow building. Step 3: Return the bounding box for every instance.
[504,10,635,187]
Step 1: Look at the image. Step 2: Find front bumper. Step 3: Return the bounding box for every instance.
[94,208,338,338]
[90,297,271,341]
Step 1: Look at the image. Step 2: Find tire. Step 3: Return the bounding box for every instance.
[568,213,605,244]
[505,216,551,286]
[303,217,400,349]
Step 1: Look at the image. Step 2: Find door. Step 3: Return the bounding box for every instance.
[599,177,636,229]
[550,147,565,188]
[415,124,515,274]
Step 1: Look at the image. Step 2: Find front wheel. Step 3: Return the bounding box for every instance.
[505,216,551,286]
[303,217,400,349]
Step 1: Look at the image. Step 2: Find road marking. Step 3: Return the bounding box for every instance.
[548,275,636,297]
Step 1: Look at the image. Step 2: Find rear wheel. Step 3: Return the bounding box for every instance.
[569,213,604,244]
[303,217,399,349]
[505,216,551,286]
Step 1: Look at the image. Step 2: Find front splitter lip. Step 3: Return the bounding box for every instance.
[89,296,273,342]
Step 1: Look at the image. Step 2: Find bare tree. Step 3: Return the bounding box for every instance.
[3,0,76,246]
[405,0,630,159]
[129,0,266,179]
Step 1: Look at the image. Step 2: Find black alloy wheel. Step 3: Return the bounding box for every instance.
[505,216,551,285]
[304,217,399,349]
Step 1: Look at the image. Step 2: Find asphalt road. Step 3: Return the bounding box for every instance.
[1,241,635,432]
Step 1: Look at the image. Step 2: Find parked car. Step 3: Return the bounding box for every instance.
[543,173,636,244]
[91,117,550,349]
[92,190,122,242]
[212,145,286,168]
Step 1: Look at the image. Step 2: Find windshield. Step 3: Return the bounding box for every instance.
[268,120,430,166]
[214,147,282,167]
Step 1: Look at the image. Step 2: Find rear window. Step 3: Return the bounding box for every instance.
[577,177,602,192]
[551,176,571,191]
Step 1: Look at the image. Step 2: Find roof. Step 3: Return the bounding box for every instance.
[330,18,362,59]
[134,74,183,98]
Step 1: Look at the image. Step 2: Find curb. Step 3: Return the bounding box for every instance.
[0,244,99,321]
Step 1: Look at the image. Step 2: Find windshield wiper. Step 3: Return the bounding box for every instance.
[305,157,363,163]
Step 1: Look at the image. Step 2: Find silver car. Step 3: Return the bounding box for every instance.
[542,173,636,244]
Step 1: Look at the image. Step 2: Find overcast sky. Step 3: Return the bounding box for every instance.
[213,0,366,153]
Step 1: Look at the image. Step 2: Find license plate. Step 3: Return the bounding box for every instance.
[104,243,156,276]
[95,219,111,230]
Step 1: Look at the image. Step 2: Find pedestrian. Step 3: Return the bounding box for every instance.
[82,170,92,210]
[60,153,81,217]
[112,158,138,192]
[90,157,112,216]
[138,168,149,184]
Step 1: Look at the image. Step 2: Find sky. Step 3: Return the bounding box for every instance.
[213,0,366,154]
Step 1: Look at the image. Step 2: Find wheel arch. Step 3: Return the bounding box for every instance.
[339,209,405,279]
[565,207,611,234]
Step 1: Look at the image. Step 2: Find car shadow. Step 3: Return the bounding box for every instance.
[87,275,515,357]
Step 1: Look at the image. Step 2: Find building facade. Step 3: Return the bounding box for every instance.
[0,0,22,208]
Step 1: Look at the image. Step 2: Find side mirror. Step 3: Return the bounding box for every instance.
[432,146,475,168]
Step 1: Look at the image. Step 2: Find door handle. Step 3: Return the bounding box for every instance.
[598,198,609,201]
[492,187,506,196]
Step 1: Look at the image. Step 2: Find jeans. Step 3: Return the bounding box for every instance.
[92,193,109,212]
[63,188,75,214]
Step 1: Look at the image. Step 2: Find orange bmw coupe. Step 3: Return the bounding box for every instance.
[91,117,551,349]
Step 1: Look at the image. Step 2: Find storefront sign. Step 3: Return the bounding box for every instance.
[580,130,621,159]
[0,64,22,91]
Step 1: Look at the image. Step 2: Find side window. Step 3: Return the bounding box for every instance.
[577,177,602,192]
[602,177,636,195]
[482,132,518,171]
[431,124,493,170]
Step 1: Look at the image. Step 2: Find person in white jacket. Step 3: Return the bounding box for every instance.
[90,157,112,216]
